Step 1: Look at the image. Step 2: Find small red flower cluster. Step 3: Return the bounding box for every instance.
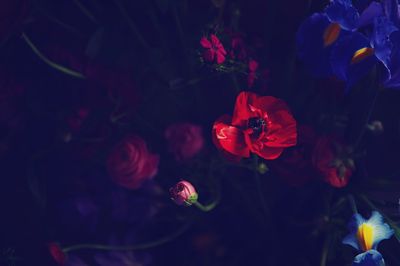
[212,91,297,160]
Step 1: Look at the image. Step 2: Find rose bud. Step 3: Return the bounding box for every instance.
[170,180,198,206]
[107,135,159,190]
[165,123,204,161]
[48,242,66,266]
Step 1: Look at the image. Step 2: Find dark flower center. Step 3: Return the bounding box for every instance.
[247,117,266,133]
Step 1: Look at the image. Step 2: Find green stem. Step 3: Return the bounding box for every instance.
[193,200,218,212]
[253,155,270,218]
[73,0,98,24]
[320,234,331,266]
[21,33,85,79]
[347,194,358,214]
[62,221,191,253]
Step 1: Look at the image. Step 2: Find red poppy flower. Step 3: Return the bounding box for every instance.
[212,91,297,160]
[312,136,354,188]
[200,34,227,64]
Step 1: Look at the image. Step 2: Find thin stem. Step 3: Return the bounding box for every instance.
[320,234,331,266]
[253,155,270,218]
[21,33,85,79]
[73,0,98,24]
[193,200,218,212]
[347,194,358,214]
[62,221,191,253]
[114,0,149,49]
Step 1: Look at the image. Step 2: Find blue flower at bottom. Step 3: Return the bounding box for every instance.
[353,250,385,266]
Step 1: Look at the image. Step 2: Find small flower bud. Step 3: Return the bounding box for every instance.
[170,180,198,206]
[257,162,269,174]
[366,120,384,135]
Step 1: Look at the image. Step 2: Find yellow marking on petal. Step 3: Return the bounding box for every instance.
[351,47,375,64]
[357,223,374,251]
[323,23,341,47]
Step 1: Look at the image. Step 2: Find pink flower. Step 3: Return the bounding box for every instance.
[200,34,227,64]
[165,123,204,161]
[48,242,66,266]
[230,36,248,61]
[247,59,259,87]
[170,180,198,206]
[107,135,159,190]
[67,107,90,132]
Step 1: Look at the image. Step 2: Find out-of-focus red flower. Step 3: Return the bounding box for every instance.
[247,59,259,88]
[0,0,29,41]
[67,108,90,133]
[230,36,248,61]
[48,242,66,266]
[212,91,297,160]
[170,180,198,206]
[107,135,159,190]
[270,125,317,186]
[312,136,354,188]
[200,34,227,64]
[165,123,204,161]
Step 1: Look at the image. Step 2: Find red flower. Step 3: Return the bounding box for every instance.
[200,34,227,64]
[107,135,159,190]
[165,123,204,161]
[230,36,248,61]
[269,125,317,186]
[48,242,66,266]
[212,91,297,160]
[247,59,259,88]
[312,136,354,188]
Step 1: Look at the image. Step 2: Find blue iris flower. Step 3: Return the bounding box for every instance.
[297,0,359,77]
[342,211,394,266]
[330,15,398,89]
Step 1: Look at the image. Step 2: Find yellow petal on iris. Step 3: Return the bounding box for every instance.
[351,47,375,65]
[357,223,374,251]
[323,23,341,47]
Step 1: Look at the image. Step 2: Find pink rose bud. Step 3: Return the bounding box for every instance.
[170,180,198,206]
[107,135,159,190]
[165,123,204,161]
[48,242,66,266]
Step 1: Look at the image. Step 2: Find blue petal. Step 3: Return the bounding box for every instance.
[384,31,400,88]
[353,250,385,266]
[296,13,336,77]
[358,2,384,28]
[330,32,378,88]
[367,211,394,249]
[343,213,366,251]
[325,0,360,31]
[383,0,400,27]
[372,16,398,71]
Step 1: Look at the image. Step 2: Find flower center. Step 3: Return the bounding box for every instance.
[247,117,266,134]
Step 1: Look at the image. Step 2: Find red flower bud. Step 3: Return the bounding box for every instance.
[170,180,198,206]
[48,242,66,266]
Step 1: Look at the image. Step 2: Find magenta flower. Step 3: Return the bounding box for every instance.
[170,180,198,206]
[200,34,227,64]
[165,123,204,161]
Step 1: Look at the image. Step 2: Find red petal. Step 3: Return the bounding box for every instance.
[210,34,222,46]
[265,110,297,147]
[200,37,212,48]
[212,115,250,158]
[248,60,259,72]
[231,91,259,127]
[216,51,226,64]
[254,146,284,160]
